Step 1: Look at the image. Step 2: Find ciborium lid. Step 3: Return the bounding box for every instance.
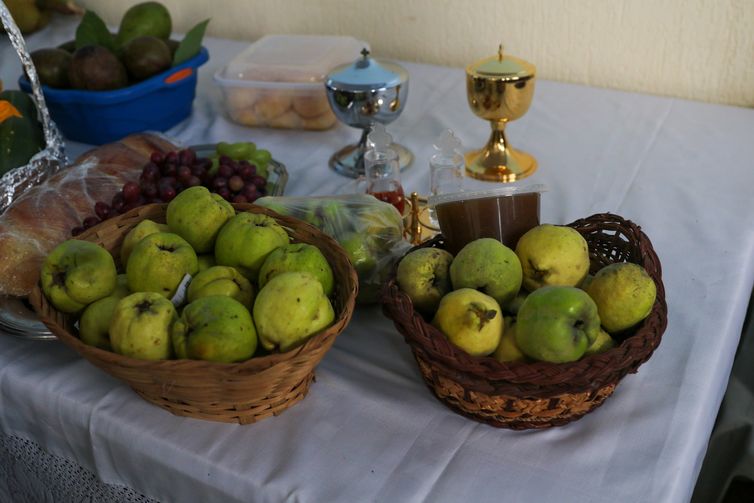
[466,44,535,81]
[326,48,408,91]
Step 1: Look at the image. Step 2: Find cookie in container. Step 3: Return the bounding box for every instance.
[215,34,365,130]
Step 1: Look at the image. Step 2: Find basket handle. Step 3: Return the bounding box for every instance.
[164,67,194,85]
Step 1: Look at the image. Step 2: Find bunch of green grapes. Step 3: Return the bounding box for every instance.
[210,142,272,179]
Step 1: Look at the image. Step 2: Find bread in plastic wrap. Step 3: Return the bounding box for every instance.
[0,133,177,297]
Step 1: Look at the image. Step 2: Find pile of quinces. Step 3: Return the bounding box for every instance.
[40,186,336,362]
[396,224,657,363]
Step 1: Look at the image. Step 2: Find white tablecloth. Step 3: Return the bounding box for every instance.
[2,17,754,503]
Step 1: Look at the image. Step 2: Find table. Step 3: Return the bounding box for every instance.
[2,16,754,503]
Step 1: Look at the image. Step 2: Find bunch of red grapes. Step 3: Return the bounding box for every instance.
[72,149,268,236]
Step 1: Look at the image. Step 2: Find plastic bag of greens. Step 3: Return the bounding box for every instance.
[256,194,410,304]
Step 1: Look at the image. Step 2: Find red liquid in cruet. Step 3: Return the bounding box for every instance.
[370,185,405,214]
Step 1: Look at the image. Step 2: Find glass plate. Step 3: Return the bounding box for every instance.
[0,296,55,341]
[189,144,288,196]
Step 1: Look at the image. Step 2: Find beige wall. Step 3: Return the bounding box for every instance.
[85,0,754,107]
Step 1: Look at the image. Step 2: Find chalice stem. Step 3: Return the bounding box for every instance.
[354,128,370,169]
[482,120,509,167]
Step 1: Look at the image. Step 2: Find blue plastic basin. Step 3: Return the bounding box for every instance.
[19,47,209,145]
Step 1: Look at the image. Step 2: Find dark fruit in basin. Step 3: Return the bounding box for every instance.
[68,46,128,91]
[31,48,73,89]
[121,36,172,81]
[116,1,172,46]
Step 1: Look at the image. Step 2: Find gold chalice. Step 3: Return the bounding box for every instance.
[465,45,537,182]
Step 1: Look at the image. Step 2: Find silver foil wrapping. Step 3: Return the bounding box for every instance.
[0,1,69,214]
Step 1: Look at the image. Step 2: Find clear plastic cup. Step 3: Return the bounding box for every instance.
[428,184,546,254]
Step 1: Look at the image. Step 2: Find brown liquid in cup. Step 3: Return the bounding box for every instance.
[435,192,540,255]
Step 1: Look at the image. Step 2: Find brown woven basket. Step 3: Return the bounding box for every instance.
[381,213,667,430]
[29,203,358,424]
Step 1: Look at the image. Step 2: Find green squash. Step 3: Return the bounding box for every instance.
[0,90,40,123]
[0,91,45,176]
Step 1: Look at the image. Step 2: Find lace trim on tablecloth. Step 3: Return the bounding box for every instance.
[0,434,160,503]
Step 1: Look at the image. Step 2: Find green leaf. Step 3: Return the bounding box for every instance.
[75,10,115,51]
[173,19,210,66]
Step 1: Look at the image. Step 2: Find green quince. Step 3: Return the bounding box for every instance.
[187,266,254,308]
[253,272,335,352]
[41,240,117,313]
[120,219,170,267]
[166,186,235,253]
[258,243,334,296]
[214,212,289,280]
[172,295,257,362]
[109,292,177,360]
[126,232,198,298]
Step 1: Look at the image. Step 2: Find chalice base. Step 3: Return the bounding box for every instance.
[329,142,414,178]
[465,147,537,183]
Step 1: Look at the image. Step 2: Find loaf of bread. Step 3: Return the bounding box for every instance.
[0,133,177,297]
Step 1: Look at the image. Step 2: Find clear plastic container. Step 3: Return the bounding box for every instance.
[215,35,367,130]
[428,184,547,254]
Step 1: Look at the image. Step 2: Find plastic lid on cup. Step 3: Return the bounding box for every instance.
[428,183,547,208]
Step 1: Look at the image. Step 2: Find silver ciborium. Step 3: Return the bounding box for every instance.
[325,49,412,178]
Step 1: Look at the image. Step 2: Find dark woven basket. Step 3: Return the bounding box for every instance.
[29,203,358,424]
[381,213,667,430]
